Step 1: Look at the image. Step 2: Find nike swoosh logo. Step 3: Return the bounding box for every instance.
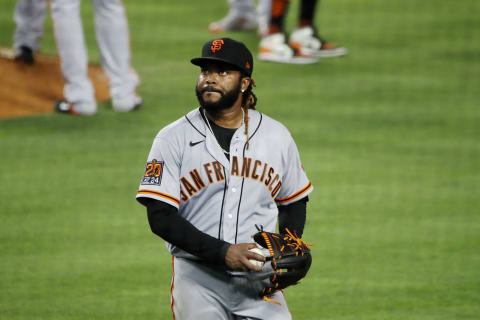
[189,140,205,147]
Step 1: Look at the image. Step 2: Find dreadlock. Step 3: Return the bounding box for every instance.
[241,77,257,149]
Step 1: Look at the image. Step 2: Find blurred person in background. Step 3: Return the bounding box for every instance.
[13,0,47,64]
[49,0,141,115]
[12,0,141,115]
[209,0,347,64]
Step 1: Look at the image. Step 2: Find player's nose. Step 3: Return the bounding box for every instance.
[205,72,219,84]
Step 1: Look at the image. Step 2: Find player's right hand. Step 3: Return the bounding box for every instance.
[225,243,266,272]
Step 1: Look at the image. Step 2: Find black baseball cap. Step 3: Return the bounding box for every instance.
[191,38,253,76]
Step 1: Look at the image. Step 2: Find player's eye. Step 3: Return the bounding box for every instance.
[219,70,228,76]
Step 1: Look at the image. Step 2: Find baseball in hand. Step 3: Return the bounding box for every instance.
[248,247,265,269]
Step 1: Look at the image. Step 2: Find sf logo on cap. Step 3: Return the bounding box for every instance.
[211,40,224,53]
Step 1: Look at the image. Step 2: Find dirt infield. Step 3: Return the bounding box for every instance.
[0,48,110,119]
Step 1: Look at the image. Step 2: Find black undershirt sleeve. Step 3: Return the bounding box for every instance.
[142,198,231,266]
[277,196,309,238]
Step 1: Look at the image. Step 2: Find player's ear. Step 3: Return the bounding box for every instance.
[241,76,251,92]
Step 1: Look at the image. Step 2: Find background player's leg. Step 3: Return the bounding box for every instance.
[209,0,258,33]
[289,0,347,57]
[13,0,48,62]
[92,0,140,112]
[228,0,257,18]
[258,0,291,62]
[268,0,289,34]
[298,0,318,27]
[51,0,97,115]
[259,0,318,64]
[256,0,271,36]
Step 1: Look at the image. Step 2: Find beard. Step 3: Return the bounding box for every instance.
[195,80,242,116]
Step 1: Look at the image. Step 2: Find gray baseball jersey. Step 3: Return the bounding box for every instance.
[136,107,313,258]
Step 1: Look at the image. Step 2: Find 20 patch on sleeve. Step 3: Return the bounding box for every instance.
[141,159,164,185]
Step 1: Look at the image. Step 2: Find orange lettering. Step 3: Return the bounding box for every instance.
[269,174,279,191]
[144,163,154,176]
[203,163,214,184]
[212,161,225,182]
[231,156,240,176]
[271,181,282,198]
[241,157,252,178]
[153,162,163,177]
[180,177,197,196]
[180,190,188,202]
[251,160,262,180]
[260,163,268,182]
[264,167,274,186]
[190,169,206,190]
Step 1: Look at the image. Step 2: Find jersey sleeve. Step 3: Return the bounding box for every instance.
[275,135,313,206]
[136,136,181,209]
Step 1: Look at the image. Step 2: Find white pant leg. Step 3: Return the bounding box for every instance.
[51,0,96,114]
[92,0,139,110]
[228,0,256,17]
[13,0,48,51]
[256,0,271,17]
[256,0,271,35]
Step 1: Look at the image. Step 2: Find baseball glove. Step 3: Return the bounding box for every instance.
[253,226,312,297]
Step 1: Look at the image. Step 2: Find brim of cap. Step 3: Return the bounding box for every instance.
[191,57,250,75]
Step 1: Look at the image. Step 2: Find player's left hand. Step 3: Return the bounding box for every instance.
[225,243,266,272]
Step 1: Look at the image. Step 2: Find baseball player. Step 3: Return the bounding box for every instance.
[51,0,141,115]
[136,38,313,319]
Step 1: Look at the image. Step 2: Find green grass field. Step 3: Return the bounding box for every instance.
[1,0,479,319]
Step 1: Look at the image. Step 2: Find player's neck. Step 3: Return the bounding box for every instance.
[205,103,244,129]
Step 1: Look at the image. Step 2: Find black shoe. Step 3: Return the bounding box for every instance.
[14,45,35,64]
